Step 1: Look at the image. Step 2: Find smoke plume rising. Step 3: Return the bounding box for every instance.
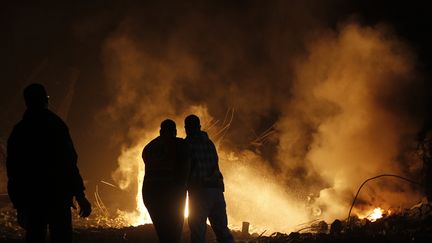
[98,4,427,232]
[278,23,424,222]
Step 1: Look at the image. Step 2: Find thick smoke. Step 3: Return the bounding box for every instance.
[99,3,427,232]
[278,23,424,221]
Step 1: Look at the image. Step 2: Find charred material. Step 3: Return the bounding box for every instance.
[248,201,432,243]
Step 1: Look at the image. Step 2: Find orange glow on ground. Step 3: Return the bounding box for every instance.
[367,207,384,222]
[358,207,385,222]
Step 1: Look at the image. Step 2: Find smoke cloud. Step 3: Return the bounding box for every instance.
[278,23,424,222]
[97,3,428,233]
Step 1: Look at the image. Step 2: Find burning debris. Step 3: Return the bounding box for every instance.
[99,20,428,233]
[247,201,432,243]
[2,1,432,243]
[2,200,432,242]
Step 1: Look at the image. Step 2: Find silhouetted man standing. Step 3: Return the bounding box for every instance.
[142,119,189,243]
[6,83,91,243]
[184,114,234,243]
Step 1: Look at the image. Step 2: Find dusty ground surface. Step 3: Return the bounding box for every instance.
[2,200,432,243]
[0,202,247,243]
[0,222,248,243]
[2,224,432,243]
[2,215,432,243]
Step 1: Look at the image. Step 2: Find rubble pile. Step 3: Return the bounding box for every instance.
[248,202,432,243]
[0,205,24,240]
[1,202,432,243]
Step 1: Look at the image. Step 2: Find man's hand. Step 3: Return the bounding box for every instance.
[17,208,27,229]
[76,195,92,218]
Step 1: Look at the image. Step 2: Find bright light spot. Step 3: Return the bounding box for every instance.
[184,192,189,218]
[367,207,384,222]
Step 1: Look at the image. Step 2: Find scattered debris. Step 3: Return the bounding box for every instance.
[1,201,432,242]
[247,201,432,243]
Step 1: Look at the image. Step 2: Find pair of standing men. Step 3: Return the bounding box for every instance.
[142,115,234,243]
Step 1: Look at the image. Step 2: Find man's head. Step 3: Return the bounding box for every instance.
[184,114,201,136]
[23,83,49,109]
[160,119,177,137]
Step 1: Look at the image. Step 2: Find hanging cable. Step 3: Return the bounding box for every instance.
[347,174,422,225]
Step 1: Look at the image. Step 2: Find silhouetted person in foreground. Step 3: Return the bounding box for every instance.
[6,83,91,243]
[142,119,190,243]
[184,114,234,243]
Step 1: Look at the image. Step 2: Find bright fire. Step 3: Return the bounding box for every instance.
[359,207,385,222]
[112,117,199,228]
[184,192,189,218]
[104,22,424,233]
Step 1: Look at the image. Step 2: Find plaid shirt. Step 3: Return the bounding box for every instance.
[185,131,224,190]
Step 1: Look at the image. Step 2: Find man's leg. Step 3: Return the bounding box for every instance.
[157,189,186,243]
[48,205,72,243]
[188,188,211,243]
[170,189,187,243]
[208,189,234,243]
[144,186,186,243]
[425,161,432,202]
[144,187,167,243]
[26,210,47,243]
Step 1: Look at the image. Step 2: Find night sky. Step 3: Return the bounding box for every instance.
[1,0,432,210]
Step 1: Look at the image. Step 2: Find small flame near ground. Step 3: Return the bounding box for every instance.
[359,207,386,222]
[184,192,189,218]
[116,159,190,226]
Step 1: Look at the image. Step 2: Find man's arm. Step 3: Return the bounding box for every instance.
[179,140,191,187]
[209,139,221,173]
[63,127,86,196]
[60,121,91,217]
[6,126,23,209]
[208,139,224,190]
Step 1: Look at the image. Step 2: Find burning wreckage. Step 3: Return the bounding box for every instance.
[1,196,432,243]
[1,175,432,243]
[1,113,432,243]
[250,201,432,243]
[1,112,432,243]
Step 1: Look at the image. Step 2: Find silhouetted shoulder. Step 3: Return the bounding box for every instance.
[142,136,161,164]
[174,137,188,150]
[18,109,69,133]
[9,121,25,136]
[44,110,69,130]
[144,137,160,151]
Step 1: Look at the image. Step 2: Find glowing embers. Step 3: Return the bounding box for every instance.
[359,207,389,222]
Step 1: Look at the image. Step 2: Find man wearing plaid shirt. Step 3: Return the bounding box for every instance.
[184,114,234,243]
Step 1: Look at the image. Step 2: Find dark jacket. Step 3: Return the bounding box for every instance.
[6,108,85,209]
[185,131,224,190]
[142,135,189,189]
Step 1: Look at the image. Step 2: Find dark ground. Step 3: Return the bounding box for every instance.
[0,222,249,243]
[2,223,432,243]
[2,197,432,243]
[2,212,432,243]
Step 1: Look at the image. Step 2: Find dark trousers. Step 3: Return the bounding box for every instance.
[188,188,234,243]
[143,184,186,243]
[425,160,432,201]
[24,205,72,243]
